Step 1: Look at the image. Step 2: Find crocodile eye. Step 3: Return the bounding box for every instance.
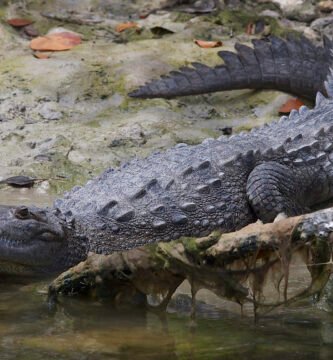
[14,206,30,220]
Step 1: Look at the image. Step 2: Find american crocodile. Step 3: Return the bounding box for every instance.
[2,36,333,276]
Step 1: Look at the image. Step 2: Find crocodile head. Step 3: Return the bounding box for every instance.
[0,205,72,276]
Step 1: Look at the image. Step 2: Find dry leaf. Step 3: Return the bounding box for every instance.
[194,39,223,48]
[30,32,81,51]
[246,20,266,35]
[139,13,150,19]
[33,52,50,59]
[278,98,305,114]
[246,22,254,35]
[116,22,139,32]
[7,18,33,27]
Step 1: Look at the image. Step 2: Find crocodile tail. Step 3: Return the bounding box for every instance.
[129,36,333,100]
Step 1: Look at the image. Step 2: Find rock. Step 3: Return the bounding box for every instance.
[108,123,146,148]
[38,103,63,121]
[278,18,308,33]
[311,15,333,30]
[259,9,281,19]
[266,0,316,22]
[310,15,333,38]
[285,5,317,23]
[317,1,333,13]
[269,0,305,12]
[137,13,186,33]
[303,26,320,42]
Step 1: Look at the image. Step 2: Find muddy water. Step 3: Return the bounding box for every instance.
[0,186,56,207]
[0,189,333,359]
[1,281,333,360]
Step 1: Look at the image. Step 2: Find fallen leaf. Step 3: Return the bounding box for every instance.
[116,22,139,32]
[30,32,81,51]
[139,13,150,19]
[7,18,33,27]
[246,20,266,35]
[246,22,254,35]
[33,52,50,59]
[194,39,223,48]
[278,98,305,114]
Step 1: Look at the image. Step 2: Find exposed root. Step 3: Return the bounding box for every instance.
[48,208,333,318]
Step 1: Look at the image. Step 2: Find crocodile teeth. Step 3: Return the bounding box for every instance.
[299,105,309,115]
[315,91,326,106]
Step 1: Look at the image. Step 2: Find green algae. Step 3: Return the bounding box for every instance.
[207,9,295,37]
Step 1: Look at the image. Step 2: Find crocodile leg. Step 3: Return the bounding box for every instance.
[245,161,329,223]
[129,36,332,100]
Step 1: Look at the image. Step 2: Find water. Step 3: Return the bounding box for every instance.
[1,189,333,359]
[1,279,333,360]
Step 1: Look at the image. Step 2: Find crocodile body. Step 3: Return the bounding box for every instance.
[1,36,333,276]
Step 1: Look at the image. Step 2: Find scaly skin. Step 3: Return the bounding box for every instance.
[129,36,333,100]
[1,37,333,276]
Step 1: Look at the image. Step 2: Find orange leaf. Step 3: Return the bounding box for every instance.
[33,52,50,59]
[278,98,305,114]
[50,31,82,45]
[194,39,223,48]
[116,22,139,32]
[7,18,33,27]
[30,32,81,51]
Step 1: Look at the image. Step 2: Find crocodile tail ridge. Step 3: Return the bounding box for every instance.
[129,36,332,100]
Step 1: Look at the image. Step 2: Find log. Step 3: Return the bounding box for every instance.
[48,208,333,316]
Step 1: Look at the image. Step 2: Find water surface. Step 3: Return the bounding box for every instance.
[1,280,333,360]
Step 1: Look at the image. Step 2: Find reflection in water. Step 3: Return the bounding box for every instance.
[0,186,56,207]
[1,279,333,360]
